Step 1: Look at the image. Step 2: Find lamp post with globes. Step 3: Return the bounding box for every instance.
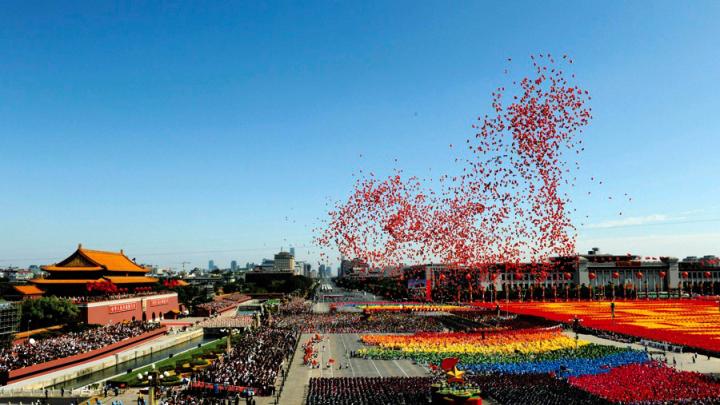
[221,328,240,353]
[137,364,169,405]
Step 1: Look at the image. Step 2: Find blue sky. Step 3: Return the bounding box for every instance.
[1,1,719,270]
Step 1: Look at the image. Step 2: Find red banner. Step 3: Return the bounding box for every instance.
[108,302,137,313]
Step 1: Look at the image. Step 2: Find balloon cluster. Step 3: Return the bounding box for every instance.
[317,55,592,271]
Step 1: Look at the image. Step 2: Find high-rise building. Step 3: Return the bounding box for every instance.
[230,260,238,272]
[319,264,326,278]
[208,260,215,271]
[274,251,295,272]
[289,247,296,257]
[340,258,368,278]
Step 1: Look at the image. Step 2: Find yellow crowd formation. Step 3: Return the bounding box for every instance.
[360,328,585,356]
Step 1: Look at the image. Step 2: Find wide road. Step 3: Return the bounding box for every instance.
[307,333,428,378]
[277,332,430,405]
[278,280,429,404]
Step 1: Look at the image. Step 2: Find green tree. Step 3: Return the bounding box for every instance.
[222,282,240,293]
[20,296,79,329]
[174,285,211,311]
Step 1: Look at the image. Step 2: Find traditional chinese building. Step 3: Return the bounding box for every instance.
[29,245,180,324]
[31,244,159,296]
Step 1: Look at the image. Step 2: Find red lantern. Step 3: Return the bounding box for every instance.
[659,271,666,278]
[612,272,620,279]
[704,271,712,278]
[588,272,596,280]
[563,272,572,280]
[636,272,644,279]
[681,271,689,279]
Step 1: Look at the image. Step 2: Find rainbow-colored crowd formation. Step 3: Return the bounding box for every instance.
[356,315,720,403]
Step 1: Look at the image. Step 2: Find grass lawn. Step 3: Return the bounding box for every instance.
[111,337,226,386]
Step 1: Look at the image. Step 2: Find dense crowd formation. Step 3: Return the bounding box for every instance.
[194,326,297,395]
[359,304,471,313]
[275,312,445,333]
[306,377,431,405]
[469,373,607,405]
[160,387,254,405]
[569,362,720,404]
[485,300,720,352]
[196,293,251,316]
[359,327,648,376]
[199,315,255,329]
[277,297,311,315]
[0,321,160,372]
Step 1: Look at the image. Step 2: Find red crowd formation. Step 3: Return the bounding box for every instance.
[569,362,720,403]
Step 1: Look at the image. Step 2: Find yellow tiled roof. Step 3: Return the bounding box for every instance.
[41,266,103,271]
[13,285,45,295]
[31,278,104,284]
[42,245,148,273]
[80,248,148,272]
[103,276,159,284]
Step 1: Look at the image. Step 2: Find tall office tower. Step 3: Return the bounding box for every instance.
[274,251,295,272]
[209,260,215,271]
[231,260,238,271]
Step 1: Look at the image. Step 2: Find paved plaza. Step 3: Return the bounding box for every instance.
[278,333,430,405]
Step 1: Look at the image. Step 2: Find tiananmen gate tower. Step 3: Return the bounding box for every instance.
[29,244,180,324]
[31,244,159,295]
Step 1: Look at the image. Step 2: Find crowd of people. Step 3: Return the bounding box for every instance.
[277,296,311,315]
[198,315,255,329]
[275,312,445,333]
[160,386,256,405]
[52,289,167,304]
[468,373,607,405]
[0,321,161,372]
[196,293,251,316]
[569,361,720,404]
[193,326,297,396]
[306,377,432,405]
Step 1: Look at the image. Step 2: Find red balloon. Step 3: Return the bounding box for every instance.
[588,272,596,280]
[612,272,620,279]
[439,274,446,281]
[514,272,523,280]
[659,271,666,278]
[636,272,644,279]
[704,271,712,278]
[316,55,593,273]
[465,273,472,281]
[564,272,572,280]
[681,271,689,279]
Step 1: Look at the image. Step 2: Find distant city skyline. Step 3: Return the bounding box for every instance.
[1,2,719,268]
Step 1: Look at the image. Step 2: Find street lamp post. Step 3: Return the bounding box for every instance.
[137,364,169,405]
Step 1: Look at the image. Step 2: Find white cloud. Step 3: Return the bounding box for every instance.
[577,233,720,258]
[585,214,678,229]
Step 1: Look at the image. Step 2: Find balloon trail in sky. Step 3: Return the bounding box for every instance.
[316,55,596,273]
